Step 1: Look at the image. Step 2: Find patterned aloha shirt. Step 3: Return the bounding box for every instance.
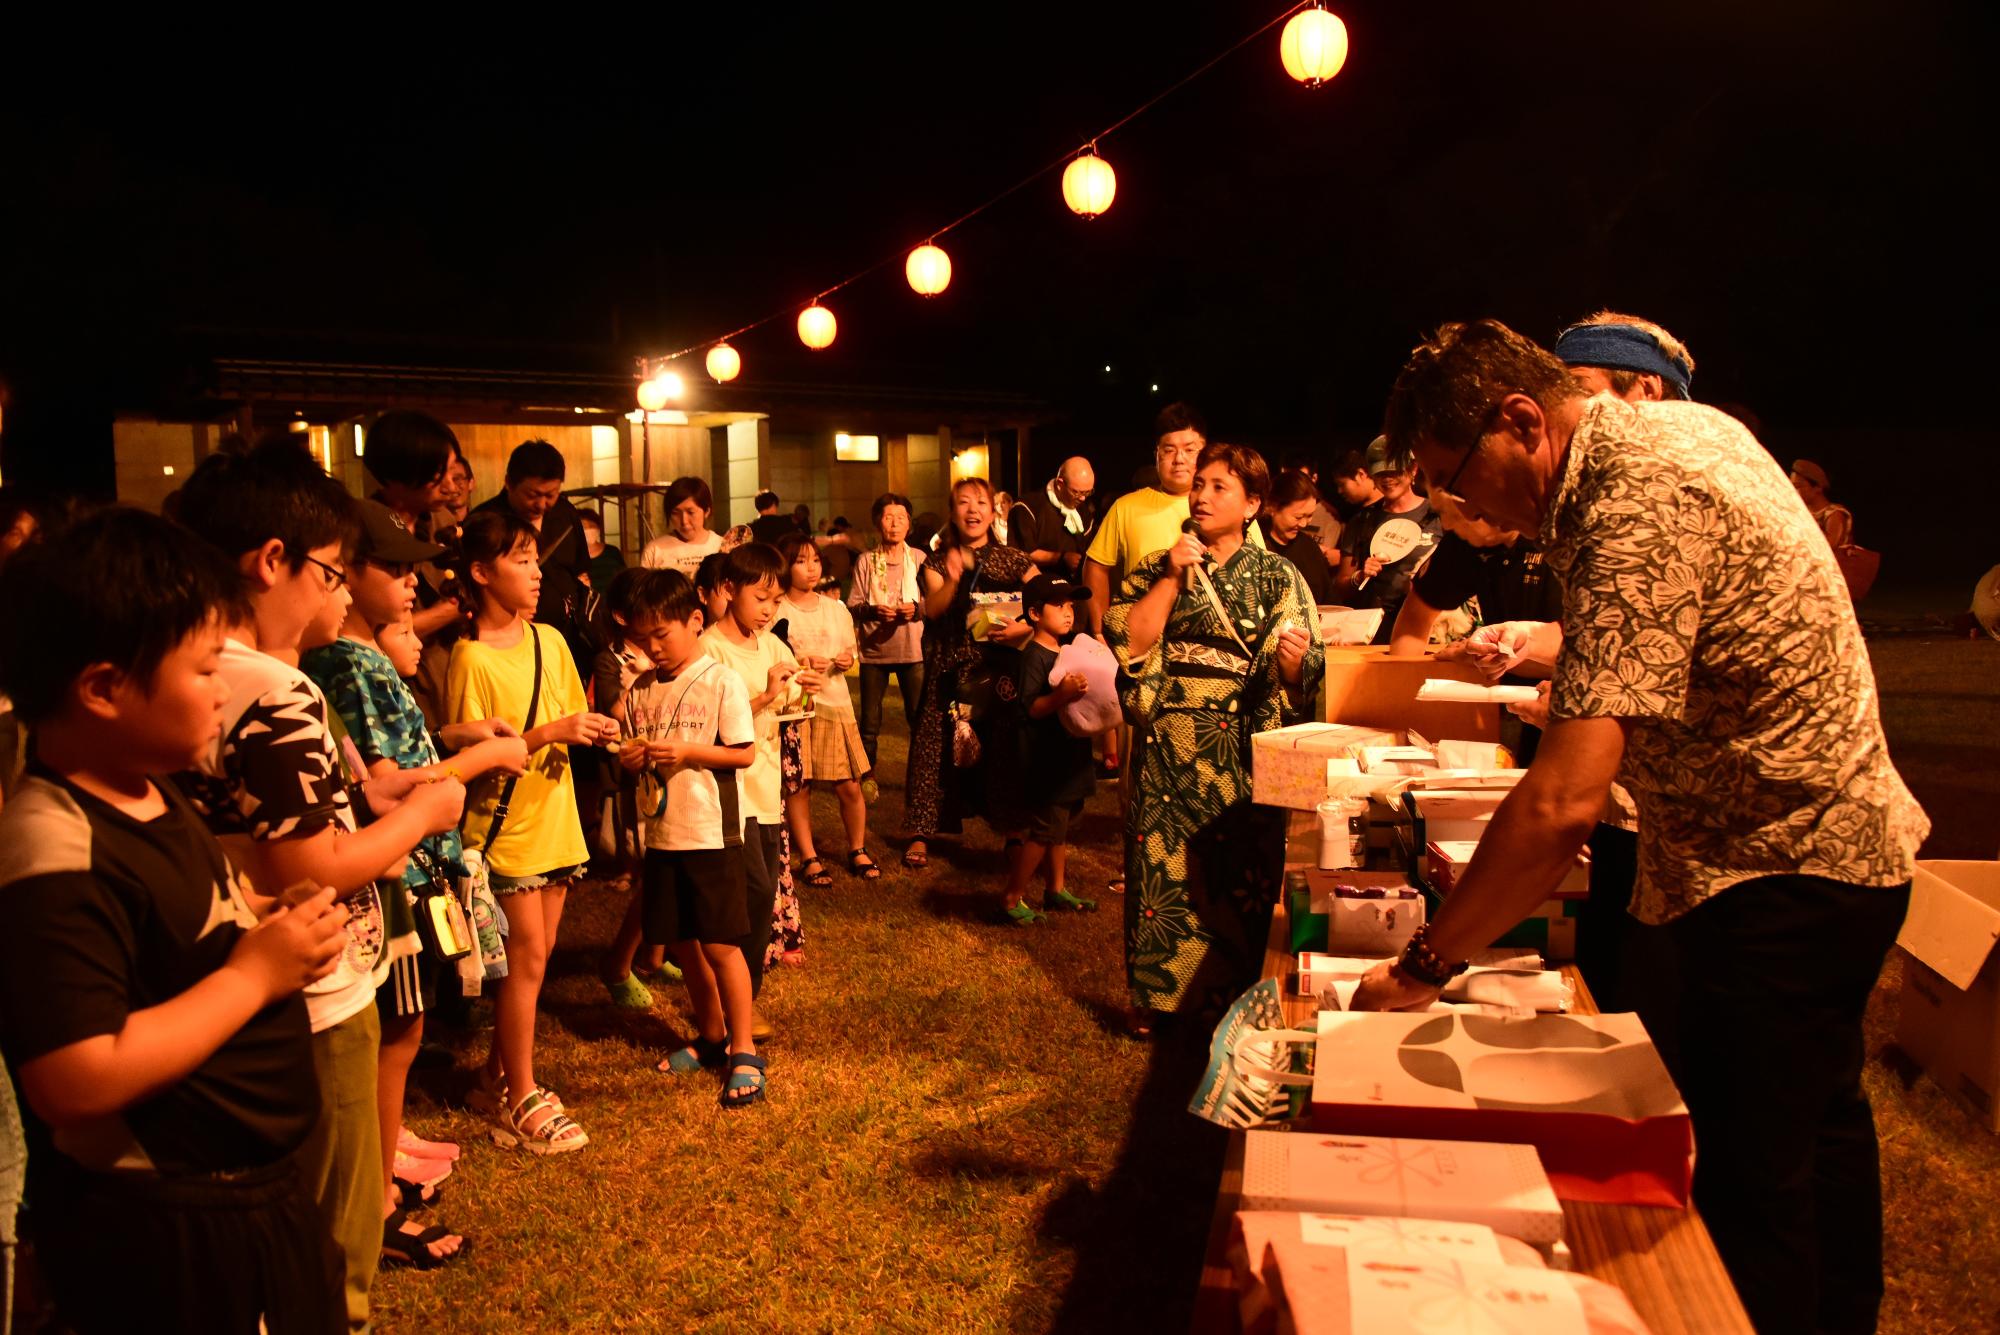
[1540,395,1928,924]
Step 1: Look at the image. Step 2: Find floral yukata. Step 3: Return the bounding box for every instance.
[1106,545,1324,1015]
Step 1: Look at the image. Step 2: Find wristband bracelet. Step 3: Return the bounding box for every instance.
[1398,922,1470,990]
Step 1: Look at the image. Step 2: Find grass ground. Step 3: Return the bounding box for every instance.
[375,637,2000,1334]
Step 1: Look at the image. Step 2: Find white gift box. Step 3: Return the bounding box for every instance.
[1304,873,1426,955]
[1252,723,1399,811]
[1239,1129,1565,1247]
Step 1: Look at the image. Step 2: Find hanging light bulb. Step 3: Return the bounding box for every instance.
[1280,6,1348,86]
[636,370,670,412]
[797,302,837,350]
[706,343,742,383]
[905,241,952,297]
[1062,147,1117,218]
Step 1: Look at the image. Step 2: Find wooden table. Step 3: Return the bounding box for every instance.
[1188,898,1754,1334]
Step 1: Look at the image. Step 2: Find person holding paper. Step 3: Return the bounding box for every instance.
[1106,443,1323,1037]
[1355,318,1928,1335]
[1328,437,1441,636]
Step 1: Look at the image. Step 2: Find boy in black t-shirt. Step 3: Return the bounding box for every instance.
[0,510,350,1335]
[994,575,1099,925]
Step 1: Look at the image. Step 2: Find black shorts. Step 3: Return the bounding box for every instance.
[994,798,1084,846]
[376,950,435,1021]
[35,1154,343,1335]
[642,847,748,946]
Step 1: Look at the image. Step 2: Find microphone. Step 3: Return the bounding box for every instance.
[1180,517,1202,593]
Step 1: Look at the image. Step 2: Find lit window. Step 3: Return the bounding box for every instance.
[834,433,881,462]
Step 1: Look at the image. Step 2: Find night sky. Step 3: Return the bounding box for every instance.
[3,2,1991,584]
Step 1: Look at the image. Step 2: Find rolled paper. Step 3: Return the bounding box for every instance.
[1416,678,1541,705]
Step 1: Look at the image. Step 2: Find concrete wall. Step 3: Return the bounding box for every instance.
[112,419,208,512]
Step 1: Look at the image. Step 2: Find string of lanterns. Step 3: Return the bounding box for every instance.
[633,1,1347,405]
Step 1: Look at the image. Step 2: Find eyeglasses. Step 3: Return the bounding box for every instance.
[305,555,348,591]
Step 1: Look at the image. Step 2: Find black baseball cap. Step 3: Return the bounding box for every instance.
[1023,573,1092,610]
[356,498,446,564]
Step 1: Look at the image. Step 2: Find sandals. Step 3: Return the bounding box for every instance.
[391,1151,450,1206]
[490,1088,588,1155]
[397,1127,459,1162]
[848,849,882,882]
[902,842,929,870]
[798,857,835,889]
[721,1052,768,1110]
[1047,888,1099,913]
[1002,902,1046,927]
[381,1208,469,1270]
[658,1034,727,1076]
[1106,878,1127,896]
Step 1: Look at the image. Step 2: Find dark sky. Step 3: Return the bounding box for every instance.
[3,1,1993,561]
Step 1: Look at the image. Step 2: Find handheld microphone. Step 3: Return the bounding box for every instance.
[1180,517,1202,593]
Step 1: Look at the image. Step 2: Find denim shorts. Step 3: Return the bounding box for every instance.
[489,862,584,896]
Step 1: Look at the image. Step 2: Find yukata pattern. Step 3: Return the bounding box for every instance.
[1106,545,1324,1014]
[904,543,1034,841]
[768,720,806,965]
[1540,396,1928,923]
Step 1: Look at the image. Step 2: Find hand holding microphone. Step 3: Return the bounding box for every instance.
[1172,517,1205,593]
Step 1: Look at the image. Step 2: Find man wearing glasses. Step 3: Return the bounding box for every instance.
[1355,318,1927,1335]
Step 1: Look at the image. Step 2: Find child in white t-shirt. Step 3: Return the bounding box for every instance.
[775,533,880,885]
[699,544,822,1011]
[615,570,765,1106]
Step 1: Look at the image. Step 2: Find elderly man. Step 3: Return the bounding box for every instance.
[1355,319,1927,1335]
[1008,456,1099,578]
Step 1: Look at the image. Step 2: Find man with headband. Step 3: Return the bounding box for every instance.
[1357,318,1927,1335]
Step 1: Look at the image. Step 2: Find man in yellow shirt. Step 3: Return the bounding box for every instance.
[1082,403,1263,635]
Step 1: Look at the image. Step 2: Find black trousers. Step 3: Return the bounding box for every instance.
[736,820,784,999]
[1578,824,1683,1081]
[857,661,925,767]
[1667,873,1910,1335]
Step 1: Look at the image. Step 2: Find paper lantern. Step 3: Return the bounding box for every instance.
[636,374,670,411]
[1062,150,1117,218]
[706,343,741,383]
[905,242,952,297]
[1280,7,1348,86]
[797,303,837,350]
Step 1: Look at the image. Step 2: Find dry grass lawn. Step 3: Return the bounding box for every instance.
[374,638,2000,1334]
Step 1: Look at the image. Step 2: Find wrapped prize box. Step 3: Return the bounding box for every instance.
[1239,1129,1565,1247]
[1261,1240,1653,1335]
[1229,1212,1544,1335]
[1253,723,1398,811]
[1309,1011,1694,1207]
[1304,871,1425,955]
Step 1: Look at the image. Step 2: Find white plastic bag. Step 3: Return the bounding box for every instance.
[1050,633,1120,737]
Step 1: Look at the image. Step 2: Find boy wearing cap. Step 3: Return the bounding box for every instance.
[993,575,1099,925]
[302,499,527,1272]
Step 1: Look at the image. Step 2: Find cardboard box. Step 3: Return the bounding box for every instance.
[1310,1011,1694,1207]
[1322,647,1501,741]
[1428,840,1589,901]
[1895,860,2000,1130]
[1305,872,1425,956]
[1252,723,1400,811]
[1260,1241,1640,1335]
[1241,1130,1565,1246]
[1229,1212,1542,1335]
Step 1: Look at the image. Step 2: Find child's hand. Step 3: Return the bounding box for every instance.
[991,619,1034,648]
[482,736,530,777]
[832,649,855,672]
[649,740,689,769]
[408,776,466,835]
[900,601,919,620]
[230,884,350,1001]
[549,712,620,747]
[793,668,827,693]
[872,604,897,623]
[1057,672,1089,701]
[765,662,799,696]
[438,717,521,753]
[618,739,649,773]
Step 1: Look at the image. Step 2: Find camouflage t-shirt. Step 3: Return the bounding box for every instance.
[1540,396,1928,923]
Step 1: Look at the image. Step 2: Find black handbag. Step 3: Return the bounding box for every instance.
[407,845,473,964]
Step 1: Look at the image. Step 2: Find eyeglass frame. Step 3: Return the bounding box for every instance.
[304,554,348,591]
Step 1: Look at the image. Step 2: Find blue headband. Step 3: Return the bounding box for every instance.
[1553,323,1693,399]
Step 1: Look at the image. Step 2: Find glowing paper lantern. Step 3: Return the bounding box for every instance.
[797,303,837,350]
[706,343,742,383]
[636,374,670,411]
[1062,150,1117,218]
[905,242,952,296]
[1280,7,1348,86]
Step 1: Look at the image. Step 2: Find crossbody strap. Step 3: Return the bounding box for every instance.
[480,623,545,857]
[1191,560,1253,658]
